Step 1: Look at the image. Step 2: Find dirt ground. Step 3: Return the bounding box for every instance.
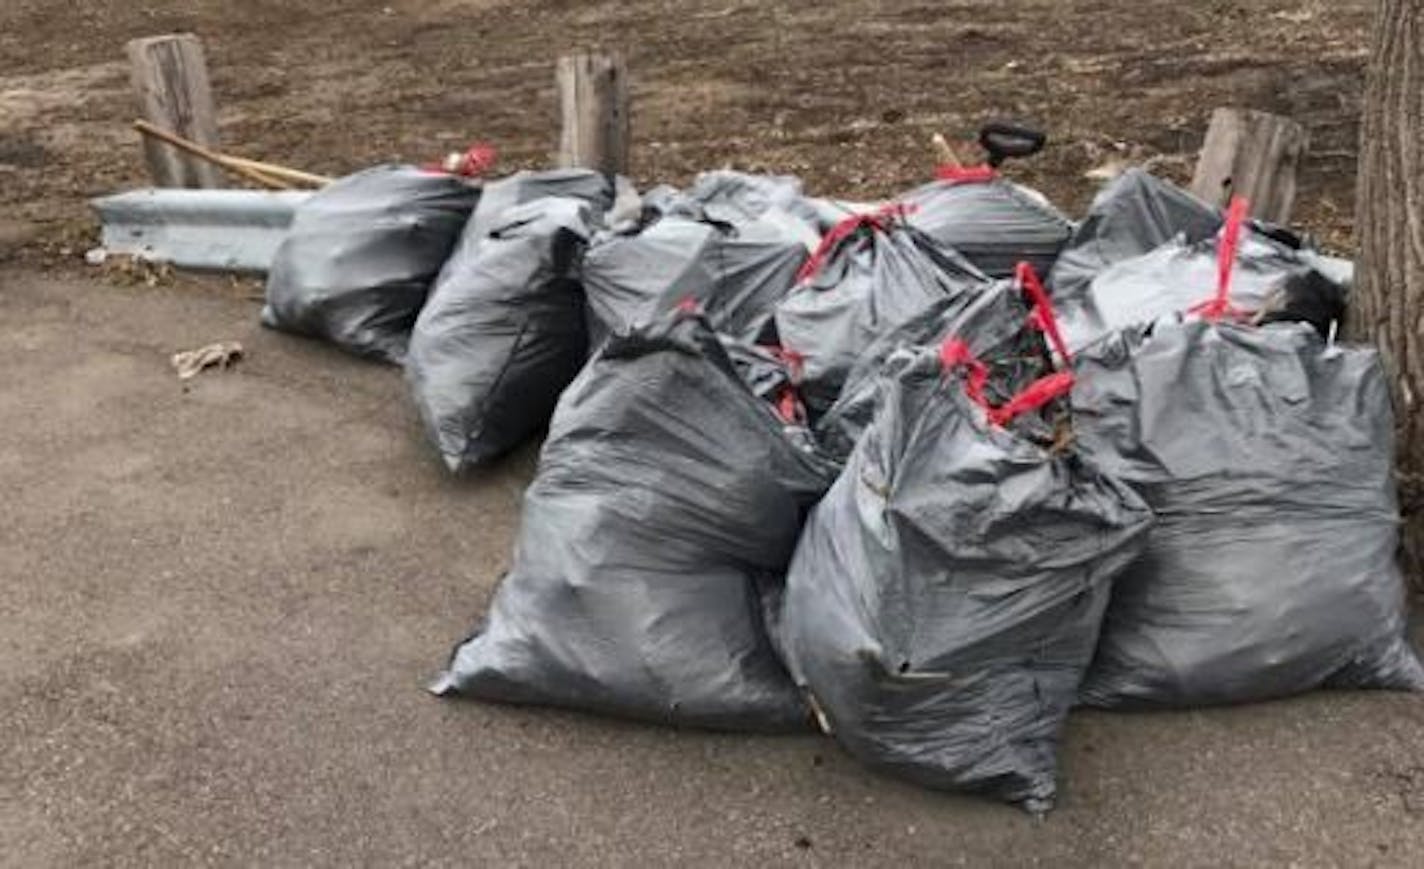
[3,270,1424,867]
[5,0,1422,865]
[0,0,1372,261]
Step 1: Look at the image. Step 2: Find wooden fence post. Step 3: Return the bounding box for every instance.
[556,51,630,176]
[127,34,224,188]
[1190,108,1308,224]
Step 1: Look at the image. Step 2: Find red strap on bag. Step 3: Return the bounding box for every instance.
[761,345,808,425]
[933,164,998,183]
[766,345,805,381]
[796,203,918,283]
[938,262,1075,427]
[1188,196,1252,322]
[1016,262,1071,363]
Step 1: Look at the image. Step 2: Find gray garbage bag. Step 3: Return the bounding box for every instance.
[432,310,836,731]
[780,311,1153,810]
[1049,168,1223,301]
[773,208,993,416]
[814,265,1052,463]
[1055,194,1351,352]
[583,208,815,346]
[901,168,1073,278]
[262,165,478,362]
[406,197,597,473]
[644,170,864,233]
[468,168,614,240]
[1074,317,1424,707]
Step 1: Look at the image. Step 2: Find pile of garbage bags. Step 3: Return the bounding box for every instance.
[259,150,1421,813]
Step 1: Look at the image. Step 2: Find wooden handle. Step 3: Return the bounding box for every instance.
[932,133,963,168]
[223,156,332,187]
[134,120,291,189]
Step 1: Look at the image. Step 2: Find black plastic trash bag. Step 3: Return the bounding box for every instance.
[406,197,598,473]
[773,206,993,415]
[262,165,479,362]
[1074,317,1424,707]
[780,287,1153,811]
[432,310,835,731]
[583,208,814,346]
[901,166,1073,279]
[1054,193,1351,352]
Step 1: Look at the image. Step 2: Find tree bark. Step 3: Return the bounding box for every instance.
[1351,0,1424,587]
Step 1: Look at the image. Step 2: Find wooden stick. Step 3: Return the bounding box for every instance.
[133,120,291,189]
[222,156,332,187]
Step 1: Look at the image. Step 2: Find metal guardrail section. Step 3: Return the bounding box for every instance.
[91,188,313,273]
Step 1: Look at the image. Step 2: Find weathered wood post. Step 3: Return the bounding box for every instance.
[556,51,630,176]
[127,34,224,188]
[1190,108,1308,224]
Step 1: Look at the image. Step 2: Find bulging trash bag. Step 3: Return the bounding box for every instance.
[1074,211,1424,708]
[901,166,1073,279]
[432,310,835,731]
[1075,318,1424,707]
[1055,194,1351,352]
[262,165,479,362]
[583,208,815,347]
[780,283,1153,811]
[406,196,598,473]
[815,266,1049,464]
[773,206,993,416]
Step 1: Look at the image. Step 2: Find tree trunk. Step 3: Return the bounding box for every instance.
[1351,0,1424,587]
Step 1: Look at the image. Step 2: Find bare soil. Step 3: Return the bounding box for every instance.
[0,0,1372,264]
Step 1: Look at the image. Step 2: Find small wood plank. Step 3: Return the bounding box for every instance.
[1190,108,1309,224]
[556,51,630,176]
[127,34,224,188]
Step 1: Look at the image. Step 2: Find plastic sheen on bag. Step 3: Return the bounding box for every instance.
[262,165,479,363]
[1073,202,1424,707]
[407,196,599,473]
[433,310,835,731]
[780,277,1152,811]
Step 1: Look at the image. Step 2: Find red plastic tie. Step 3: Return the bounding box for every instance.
[938,338,991,411]
[1015,262,1072,363]
[765,345,806,383]
[1188,195,1252,322]
[796,203,917,283]
[774,386,805,426]
[933,164,998,183]
[674,296,702,314]
[985,371,1075,427]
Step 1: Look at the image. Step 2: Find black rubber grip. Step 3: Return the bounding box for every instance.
[979,123,1048,167]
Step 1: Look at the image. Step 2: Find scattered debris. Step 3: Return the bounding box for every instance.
[100,251,176,287]
[171,341,244,380]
